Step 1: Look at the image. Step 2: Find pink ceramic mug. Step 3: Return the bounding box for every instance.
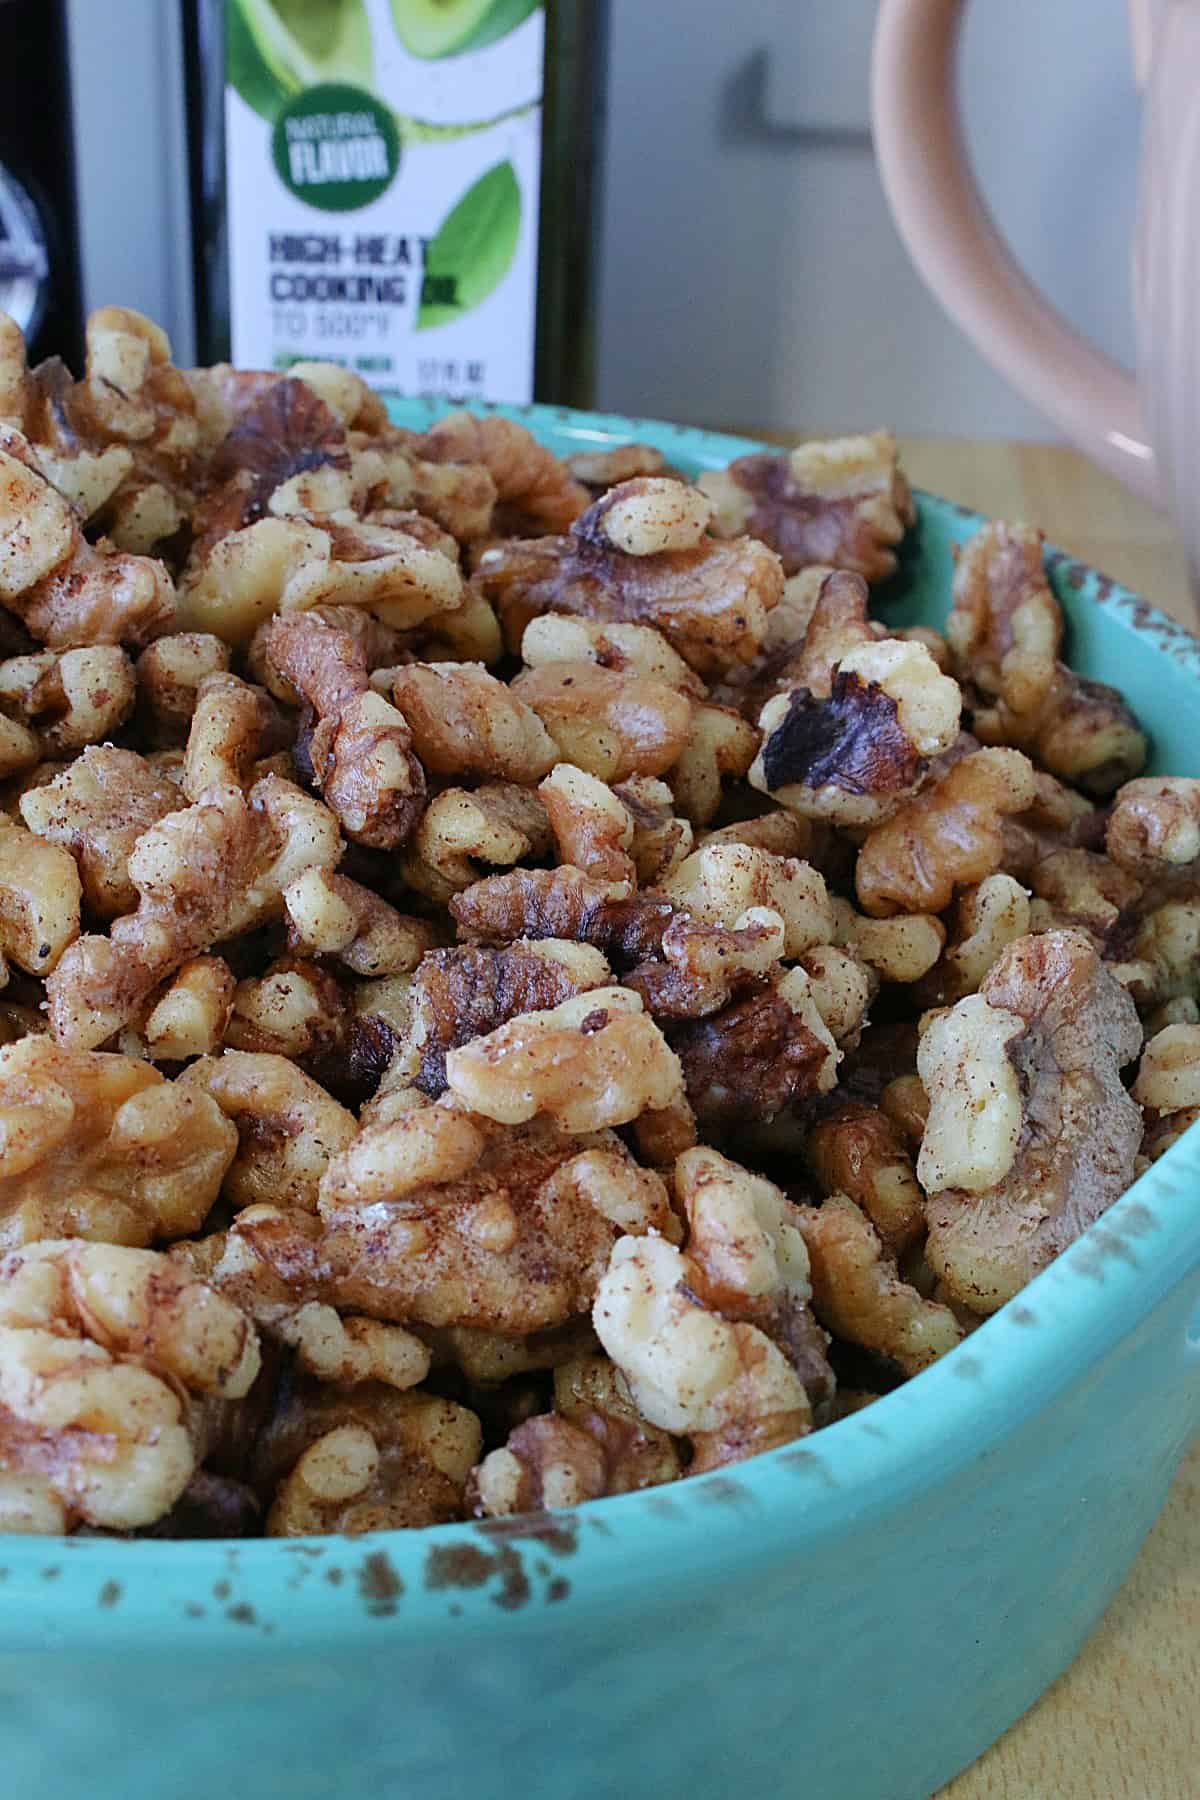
[872,0,1199,566]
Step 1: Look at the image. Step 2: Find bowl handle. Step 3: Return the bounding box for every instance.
[871,0,1161,507]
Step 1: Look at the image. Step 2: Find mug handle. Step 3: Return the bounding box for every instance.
[871,0,1161,507]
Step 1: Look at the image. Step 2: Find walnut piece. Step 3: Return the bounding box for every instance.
[390,660,555,784]
[402,781,551,903]
[663,842,833,956]
[797,1194,962,1375]
[0,1239,258,1533]
[520,612,705,696]
[916,873,1031,1007]
[698,431,915,580]
[673,967,839,1123]
[180,1049,357,1214]
[46,773,341,1050]
[135,633,231,746]
[593,1233,812,1470]
[918,930,1143,1313]
[444,986,685,1132]
[855,747,1037,918]
[806,1102,925,1255]
[1107,777,1200,880]
[0,814,81,974]
[140,956,234,1060]
[513,659,693,783]
[19,745,180,917]
[0,646,135,753]
[0,1034,236,1249]
[416,409,588,534]
[540,762,637,888]
[283,866,437,976]
[575,476,712,556]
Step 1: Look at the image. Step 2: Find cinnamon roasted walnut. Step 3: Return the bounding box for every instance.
[181,672,284,800]
[593,1233,812,1470]
[855,747,1036,918]
[0,646,135,753]
[0,814,81,974]
[135,633,231,745]
[283,867,437,976]
[263,1384,480,1537]
[255,613,425,846]
[513,660,693,783]
[46,773,341,1050]
[668,701,760,826]
[0,1034,236,1249]
[224,957,350,1071]
[0,428,176,647]
[806,1102,924,1255]
[402,782,551,903]
[539,761,638,886]
[575,476,712,557]
[615,776,694,882]
[916,873,1032,1008]
[663,841,833,955]
[624,909,784,1020]
[519,612,705,696]
[180,1049,356,1214]
[444,987,685,1132]
[1107,777,1200,880]
[918,930,1143,1313]
[399,940,609,1096]
[564,441,672,491]
[391,660,555,783]
[831,899,946,985]
[19,746,181,918]
[306,1110,674,1333]
[139,956,235,1061]
[797,1195,962,1375]
[416,409,588,534]
[451,865,679,966]
[698,432,915,580]
[475,513,785,679]
[673,967,839,1123]
[0,1238,258,1533]
[1133,1024,1200,1163]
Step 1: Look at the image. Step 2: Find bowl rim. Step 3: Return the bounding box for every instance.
[4,400,1200,1649]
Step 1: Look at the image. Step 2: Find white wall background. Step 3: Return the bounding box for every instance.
[594,0,1142,439]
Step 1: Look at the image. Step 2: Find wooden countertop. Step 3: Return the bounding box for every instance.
[741,430,1199,1799]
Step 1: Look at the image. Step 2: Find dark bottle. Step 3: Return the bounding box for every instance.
[182,0,605,406]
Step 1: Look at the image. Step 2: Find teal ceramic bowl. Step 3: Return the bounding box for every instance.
[4,405,1200,1800]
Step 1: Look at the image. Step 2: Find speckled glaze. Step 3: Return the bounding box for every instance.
[3,405,1200,1800]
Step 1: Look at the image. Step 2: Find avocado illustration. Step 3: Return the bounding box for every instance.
[227,0,374,120]
[389,0,538,61]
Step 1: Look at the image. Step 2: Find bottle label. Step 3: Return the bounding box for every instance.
[223,0,544,402]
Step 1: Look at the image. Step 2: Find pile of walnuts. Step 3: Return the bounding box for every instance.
[0,306,1190,1539]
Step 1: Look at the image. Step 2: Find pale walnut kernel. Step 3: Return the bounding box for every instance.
[371,436,497,542]
[265,1387,481,1537]
[806,1102,924,1255]
[402,782,551,904]
[0,1034,236,1249]
[19,745,180,917]
[141,956,235,1060]
[472,1377,681,1517]
[283,867,438,977]
[917,873,1031,1008]
[444,986,685,1132]
[0,646,135,753]
[920,931,1143,1314]
[520,613,705,696]
[539,762,637,888]
[698,431,914,581]
[668,702,760,826]
[513,660,692,783]
[578,476,712,556]
[135,633,231,745]
[180,1049,357,1214]
[1132,1023,1200,1116]
[0,712,37,779]
[391,660,556,783]
[0,815,81,974]
[796,944,876,1048]
[1107,777,1200,879]
[180,514,463,648]
[224,958,348,1068]
[181,671,282,800]
[593,1234,812,1470]
[796,1195,962,1375]
[0,1239,258,1533]
[946,521,1061,716]
[46,773,341,1050]
[916,994,1025,1197]
[831,898,946,985]
[855,747,1037,918]
[663,841,833,956]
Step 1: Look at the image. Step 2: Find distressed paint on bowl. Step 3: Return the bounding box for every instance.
[2,403,1199,1800]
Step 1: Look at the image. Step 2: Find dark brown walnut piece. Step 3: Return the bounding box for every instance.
[624,913,782,1021]
[758,669,920,797]
[191,378,350,557]
[918,929,1143,1314]
[672,970,836,1124]
[406,943,600,1095]
[698,433,915,580]
[450,865,679,966]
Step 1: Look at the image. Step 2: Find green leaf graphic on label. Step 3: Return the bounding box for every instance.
[416,161,522,329]
[226,0,374,121]
[390,0,539,61]
[272,82,400,210]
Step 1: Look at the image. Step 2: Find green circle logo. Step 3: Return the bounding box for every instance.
[272,83,399,212]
